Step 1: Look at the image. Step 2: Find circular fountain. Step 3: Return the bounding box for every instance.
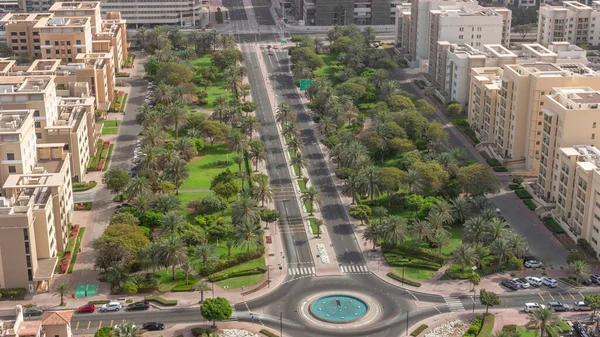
[309,295,369,323]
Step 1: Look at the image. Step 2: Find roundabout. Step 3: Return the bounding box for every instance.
[301,291,379,328]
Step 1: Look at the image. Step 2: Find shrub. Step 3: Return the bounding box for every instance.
[191,328,214,337]
[493,166,508,172]
[144,295,177,306]
[478,314,495,337]
[0,288,26,300]
[208,268,264,282]
[94,327,113,337]
[515,189,532,199]
[410,324,428,337]
[259,329,279,337]
[200,248,265,276]
[463,316,483,337]
[543,217,565,234]
[508,184,523,190]
[578,239,598,258]
[486,158,501,167]
[88,300,110,305]
[121,281,138,295]
[502,325,517,333]
[386,272,421,287]
[523,199,537,211]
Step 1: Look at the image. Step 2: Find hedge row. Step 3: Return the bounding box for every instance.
[543,217,566,234]
[191,328,215,337]
[478,314,495,337]
[486,158,501,167]
[508,184,523,190]
[208,268,264,282]
[410,324,428,337]
[493,166,508,172]
[88,300,110,305]
[73,181,97,192]
[386,272,422,287]
[200,248,264,276]
[515,189,533,199]
[523,199,537,211]
[0,288,26,300]
[259,329,279,337]
[464,316,483,337]
[144,295,177,306]
[68,227,85,273]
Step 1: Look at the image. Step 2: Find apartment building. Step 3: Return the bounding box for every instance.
[437,42,586,104]
[18,0,54,13]
[395,0,511,69]
[468,67,502,144]
[0,110,37,190]
[1,2,128,71]
[302,0,401,26]
[538,1,600,46]
[98,0,209,27]
[0,306,41,337]
[0,76,95,182]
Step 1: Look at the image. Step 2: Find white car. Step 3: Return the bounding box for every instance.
[524,260,543,268]
[525,276,543,287]
[513,278,531,289]
[101,302,122,312]
[524,302,545,313]
[541,277,558,288]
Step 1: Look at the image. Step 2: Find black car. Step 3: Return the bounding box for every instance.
[501,279,519,290]
[126,301,150,311]
[142,322,164,331]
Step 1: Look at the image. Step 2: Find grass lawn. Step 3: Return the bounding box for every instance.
[441,224,463,255]
[155,269,199,292]
[298,179,307,192]
[176,191,212,211]
[101,127,119,135]
[191,54,230,109]
[383,244,443,280]
[516,328,537,337]
[314,53,339,78]
[101,120,121,127]
[309,218,320,236]
[360,195,415,220]
[213,257,266,275]
[179,143,237,190]
[216,274,265,289]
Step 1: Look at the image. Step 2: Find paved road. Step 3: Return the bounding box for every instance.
[110,78,145,170]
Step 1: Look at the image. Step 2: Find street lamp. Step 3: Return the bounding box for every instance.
[267,265,271,288]
[279,312,283,336]
[401,264,405,286]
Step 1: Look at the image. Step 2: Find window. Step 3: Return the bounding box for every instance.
[23,228,29,241]
[34,110,40,117]
[593,238,599,245]
[45,49,50,54]
[19,32,25,36]
[20,39,26,43]
[67,50,71,54]
[8,166,16,173]
[66,41,70,46]
[77,48,82,53]
[6,153,14,160]
[11,39,17,43]
[459,35,463,39]
[45,40,50,45]
[76,39,81,45]
[36,133,41,139]
[63,144,69,151]
[34,122,41,128]
[54,41,58,46]
[594,122,597,128]
[55,50,59,54]
[540,102,544,106]
[10,32,16,36]
[27,269,33,282]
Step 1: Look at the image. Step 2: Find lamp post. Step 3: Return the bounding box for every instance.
[405,310,409,336]
[401,264,406,286]
[267,265,271,288]
[472,288,477,313]
[279,312,283,336]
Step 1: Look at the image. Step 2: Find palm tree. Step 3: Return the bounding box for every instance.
[450,198,471,223]
[139,241,162,272]
[382,215,407,245]
[453,244,478,271]
[463,217,488,244]
[318,116,337,136]
[282,122,300,140]
[231,194,261,226]
[126,176,151,200]
[342,173,365,205]
[301,186,322,216]
[430,200,454,224]
[410,219,433,243]
[339,140,369,168]
[363,222,384,251]
[360,165,380,201]
[404,168,422,193]
[470,195,491,213]
[154,83,175,106]
[313,218,324,237]
[157,235,187,281]
[286,136,302,155]
[290,152,308,178]
[228,128,249,155]
[175,137,197,161]
[248,140,267,171]
[491,239,512,265]
[161,211,186,233]
[484,218,508,244]
[149,194,181,214]
[275,102,297,126]
[242,116,261,140]
[372,69,388,90]
[112,322,143,337]
[372,206,388,227]
[430,229,451,255]
[191,241,216,265]
[507,233,529,258]
[141,125,166,147]
[180,259,192,285]
[55,282,70,306]
[159,148,179,170]
[427,210,452,231]
[569,260,591,285]
[162,159,190,194]
[527,307,561,337]
[106,265,130,290]
[253,174,273,207]
[234,222,263,252]
[195,281,211,303]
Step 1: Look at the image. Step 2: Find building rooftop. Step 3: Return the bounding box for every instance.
[0,76,54,94]
[41,311,73,325]
[49,1,100,11]
[0,110,31,132]
[547,87,600,110]
[17,320,40,337]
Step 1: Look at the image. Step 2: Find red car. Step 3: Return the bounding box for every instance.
[76,304,96,313]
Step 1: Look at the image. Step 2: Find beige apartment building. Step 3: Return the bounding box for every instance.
[98,0,209,27]
[538,1,600,46]
[0,110,37,191]
[468,67,502,144]
[1,2,128,71]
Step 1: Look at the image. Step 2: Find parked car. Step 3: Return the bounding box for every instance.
[142,322,164,331]
[524,303,545,313]
[524,260,543,268]
[574,301,592,311]
[513,278,531,289]
[525,276,543,287]
[76,304,96,313]
[501,279,519,290]
[541,277,558,288]
[547,301,570,312]
[23,308,43,317]
[100,302,122,312]
[522,255,537,262]
[126,301,150,311]
[592,274,600,285]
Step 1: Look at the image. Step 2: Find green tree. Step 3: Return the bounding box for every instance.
[479,289,501,314]
[362,222,384,251]
[527,307,560,337]
[55,282,70,306]
[349,205,372,225]
[200,297,233,328]
[103,168,131,201]
[195,281,211,303]
[157,235,187,281]
[161,211,186,233]
[201,120,230,145]
[569,260,591,286]
[584,294,600,318]
[446,103,462,116]
[110,212,140,226]
[149,194,181,213]
[514,23,536,40]
[260,208,280,228]
[155,62,194,86]
[162,158,190,194]
[430,229,451,255]
[112,321,143,337]
[469,273,481,293]
[457,164,499,196]
[378,167,405,197]
[453,244,478,271]
[212,48,244,71]
[301,186,322,216]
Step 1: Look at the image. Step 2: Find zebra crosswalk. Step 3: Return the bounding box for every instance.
[340,265,369,274]
[288,267,315,276]
[444,296,465,312]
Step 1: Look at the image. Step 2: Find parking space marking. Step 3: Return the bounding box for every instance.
[75,322,79,330]
[538,293,545,301]
[569,292,576,300]
[579,291,585,299]
[98,320,102,329]
[87,321,91,330]
[559,293,565,300]
[110,320,113,327]
[548,293,555,301]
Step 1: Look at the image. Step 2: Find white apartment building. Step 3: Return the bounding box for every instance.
[437,42,586,104]
[395,0,511,69]
[538,1,600,46]
[98,0,209,27]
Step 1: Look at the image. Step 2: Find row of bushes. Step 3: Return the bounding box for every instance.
[0,288,26,300]
[523,199,537,211]
[508,184,523,190]
[578,238,598,258]
[144,295,177,306]
[515,189,532,199]
[486,158,501,167]
[543,217,566,234]
[115,72,130,77]
[386,272,422,287]
[410,324,428,336]
[478,314,495,337]
[200,248,265,276]
[103,144,114,171]
[75,202,93,210]
[259,329,278,337]
[73,181,97,192]
[68,227,85,273]
[88,300,111,305]
[453,119,480,145]
[191,328,215,337]
[208,268,265,282]
[493,166,508,172]
[463,316,483,337]
[88,140,109,171]
[382,243,448,265]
